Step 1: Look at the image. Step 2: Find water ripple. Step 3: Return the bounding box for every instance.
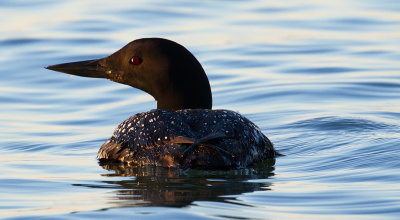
[285,116,392,132]
[282,67,362,74]
[1,0,400,219]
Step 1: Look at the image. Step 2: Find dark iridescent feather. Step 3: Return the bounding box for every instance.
[98,109,275,169]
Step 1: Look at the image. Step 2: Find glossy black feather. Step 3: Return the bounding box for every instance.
[98,109,275,169]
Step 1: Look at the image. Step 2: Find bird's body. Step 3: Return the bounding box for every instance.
[98,109,274,169]
[47,38,277,169]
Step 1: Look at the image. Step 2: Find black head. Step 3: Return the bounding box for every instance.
[46,38,212,110]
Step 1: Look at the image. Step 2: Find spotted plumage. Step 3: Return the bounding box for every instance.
[97,109,274,169]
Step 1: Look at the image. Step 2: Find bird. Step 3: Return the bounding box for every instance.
[46,38,277,169]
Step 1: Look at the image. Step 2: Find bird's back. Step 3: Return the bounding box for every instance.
[97,109,275,169]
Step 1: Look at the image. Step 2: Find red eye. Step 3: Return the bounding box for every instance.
[130,56,142,65]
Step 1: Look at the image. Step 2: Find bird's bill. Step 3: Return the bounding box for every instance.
[46,59,110,78]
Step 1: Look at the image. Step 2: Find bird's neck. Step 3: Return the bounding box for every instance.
[155,74,212,111]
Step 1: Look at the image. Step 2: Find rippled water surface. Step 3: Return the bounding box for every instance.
[1,0,400,219]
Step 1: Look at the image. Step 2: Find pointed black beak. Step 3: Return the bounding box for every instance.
[46,59,110,78]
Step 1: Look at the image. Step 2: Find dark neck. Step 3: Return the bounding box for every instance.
[156,84,212,110]
[155,67,212,110]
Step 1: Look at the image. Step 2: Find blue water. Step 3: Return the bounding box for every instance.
[1,0,400,219]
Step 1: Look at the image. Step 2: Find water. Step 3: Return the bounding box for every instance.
[1,0,400,219]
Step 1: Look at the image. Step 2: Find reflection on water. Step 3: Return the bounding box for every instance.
[79,160,275,208]
[1,0,400,219]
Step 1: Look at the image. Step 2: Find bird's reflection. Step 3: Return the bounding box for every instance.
[77,159,275,208]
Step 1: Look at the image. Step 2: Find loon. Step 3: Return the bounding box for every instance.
[46,38,277,169]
